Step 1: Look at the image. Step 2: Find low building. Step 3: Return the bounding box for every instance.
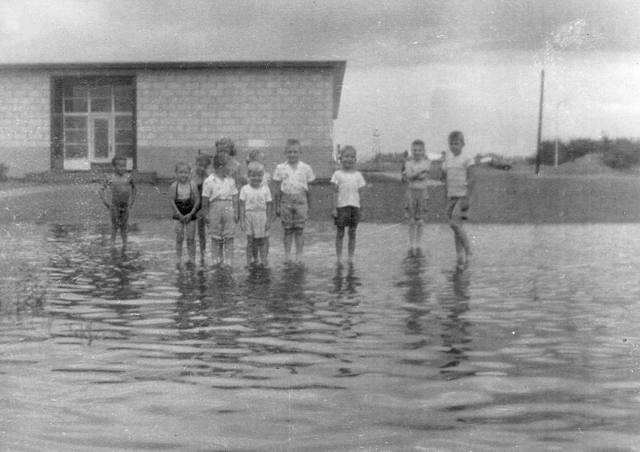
[0,60,346,179]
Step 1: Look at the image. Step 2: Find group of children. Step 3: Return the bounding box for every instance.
[100,131,474,269]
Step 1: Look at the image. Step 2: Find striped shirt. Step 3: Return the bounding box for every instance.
[443,152,473,197]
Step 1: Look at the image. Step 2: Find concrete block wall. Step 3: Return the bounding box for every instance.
[0,71,51,177]
[136,67,335,178]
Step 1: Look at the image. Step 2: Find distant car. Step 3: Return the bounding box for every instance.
[479,155,512,170]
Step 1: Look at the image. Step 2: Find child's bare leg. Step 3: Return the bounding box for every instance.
[110,208,118,245]
[451,224,466,264]
[120,208,129,248]
[223,237,234,267]
[415,221,424,249]
[347,226,357,262]
[265,236,270,259]
[197,218,207,264]
[176,223,185,263]
[408,221,417,249]
[258,238,269,266]
[211,238,222,266]
[335,226,345,262]
[458,225,472,256]
[246,236,254,266]
[283,229,293,261]
[186,221,196,264]
[294,228,304,260]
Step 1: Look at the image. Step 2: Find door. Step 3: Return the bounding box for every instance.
[90,116,113,163]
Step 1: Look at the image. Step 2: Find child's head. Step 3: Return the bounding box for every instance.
[195,154,211,176]
[448,131,465,155]
[411,140,426,161]
[215,136,236,157]
[284,138,301,164]
[175,161,191,182]
[247,161,265,187]
[247,149,265,165]
[112,156,127,174]
[212,153,227,176]
[340,145,357,170]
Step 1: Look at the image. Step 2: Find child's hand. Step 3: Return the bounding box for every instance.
[331,209,338,219]
[461,198,470,212]
[183,213,192,223]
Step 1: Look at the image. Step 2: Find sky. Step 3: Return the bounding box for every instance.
[1,0,639,158]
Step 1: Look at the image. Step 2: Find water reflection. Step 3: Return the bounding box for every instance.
[399,252,430,337]
[332,262,361,298]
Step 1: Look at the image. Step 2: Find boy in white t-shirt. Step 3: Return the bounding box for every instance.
[273,139,315,262]
[442,130,474,267]
[239,162,273,267]
[331,146,366,263]
[402,139,431,253]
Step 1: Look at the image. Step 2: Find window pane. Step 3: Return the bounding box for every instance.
[90,86,111,98]
[64,130,87,144]
[91,98,111,112]
[115,129,134,144]
[115,116,133,130]
[64,144,88,159]
[115,144,133,158]
[93,119,110,158]
[114,86,134,112]
[64,84,88,98]
[64,98,87,112]
[64,116,87,129]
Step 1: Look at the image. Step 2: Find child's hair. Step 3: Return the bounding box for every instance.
[247,149,264,164]
[448,131,465,145]
[112,156,127,166]
[411,139,425,148]
[175,161,190,172]
[196,154,211,166]
[340,145,357,160]
[213,153,226,170]
[285,138,301,148]
[215,136,236,156]
[247,161,265,176]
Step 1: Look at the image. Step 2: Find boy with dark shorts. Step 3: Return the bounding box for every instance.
[331,146,366,263]
[99,156,136,247]
[273,139,315,261]
[402,139,430,253]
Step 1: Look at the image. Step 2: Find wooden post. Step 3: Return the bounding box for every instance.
[535,70,545,175]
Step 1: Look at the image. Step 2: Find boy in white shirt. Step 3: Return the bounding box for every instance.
[402,139,431,253]
[201,154,239,267]
[239,162,273,267]
[273,139,315,262]
[442,130,474,267]
[330,146,366,263]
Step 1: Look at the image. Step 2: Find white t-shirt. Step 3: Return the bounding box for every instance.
[272,161,315,195]
[239,184,272,211]
[443,152,473,197]
[403,159,431,190]
[202,174,237,201]
[330,169,366,208]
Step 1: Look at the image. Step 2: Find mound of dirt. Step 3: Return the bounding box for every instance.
[552,153,618,175]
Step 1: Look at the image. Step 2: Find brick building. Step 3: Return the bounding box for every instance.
[0,61,346,179]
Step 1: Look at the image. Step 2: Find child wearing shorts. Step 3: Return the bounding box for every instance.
[170,162,200,267]
[273,139,315,261]
[402,139,430,253]
[239,162,273,267]
[442,130,474,267]
[331,145,366,263]
[202,153,238,267]
[99,156,136,248]
[245,149,272,260]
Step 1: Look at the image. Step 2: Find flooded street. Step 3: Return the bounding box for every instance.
[2,219,640,450]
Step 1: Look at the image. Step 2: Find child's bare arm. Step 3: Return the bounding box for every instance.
[201,197,210,223]
[238,200,246,231]
[274,181,282,216]
[129,177,136,207]
[99,179,111,208]
[266,201,273,230]
[186,182,200,220]
[233,194,239,223]
[331,184,339,218]
[168,182,183,219]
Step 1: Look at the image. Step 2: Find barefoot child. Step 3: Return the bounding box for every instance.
[202,154,238,267]
[99,156,136,247]
[331,146,366,263]
[273,139,315,261]
[402,139,430,253]
[193,154,211,265]
[245,149,272,261]
[442,131,474,267]
[239,162,273,267]
[169,162,200,266]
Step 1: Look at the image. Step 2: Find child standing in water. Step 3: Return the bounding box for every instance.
[331,146,366,263]
[169,162,200,267]
[193,154,211,265]
[202,154,238,267]
[442,131,474,267]
[245,149,272,260]
[273,139,315,262]
[99,156,136,247]
[402,139,430,253]
[239,162,273,267]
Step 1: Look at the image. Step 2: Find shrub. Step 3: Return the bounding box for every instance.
[602,139,640,169]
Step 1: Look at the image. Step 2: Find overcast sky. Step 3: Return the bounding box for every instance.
[1,0,639,157]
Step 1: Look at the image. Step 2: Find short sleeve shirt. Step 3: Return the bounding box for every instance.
[403,159,431,190]
[239,184,272,211]
[202,174,237,201]
[330,170,366,208]
[272,161,315,195]
[443,152,473,197]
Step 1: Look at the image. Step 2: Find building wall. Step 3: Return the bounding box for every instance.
[136,68,335,178]
[0,71,50,177]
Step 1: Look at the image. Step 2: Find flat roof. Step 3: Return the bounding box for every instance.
[0,60,346,119]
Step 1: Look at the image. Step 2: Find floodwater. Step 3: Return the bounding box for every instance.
[2,220,640,451]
